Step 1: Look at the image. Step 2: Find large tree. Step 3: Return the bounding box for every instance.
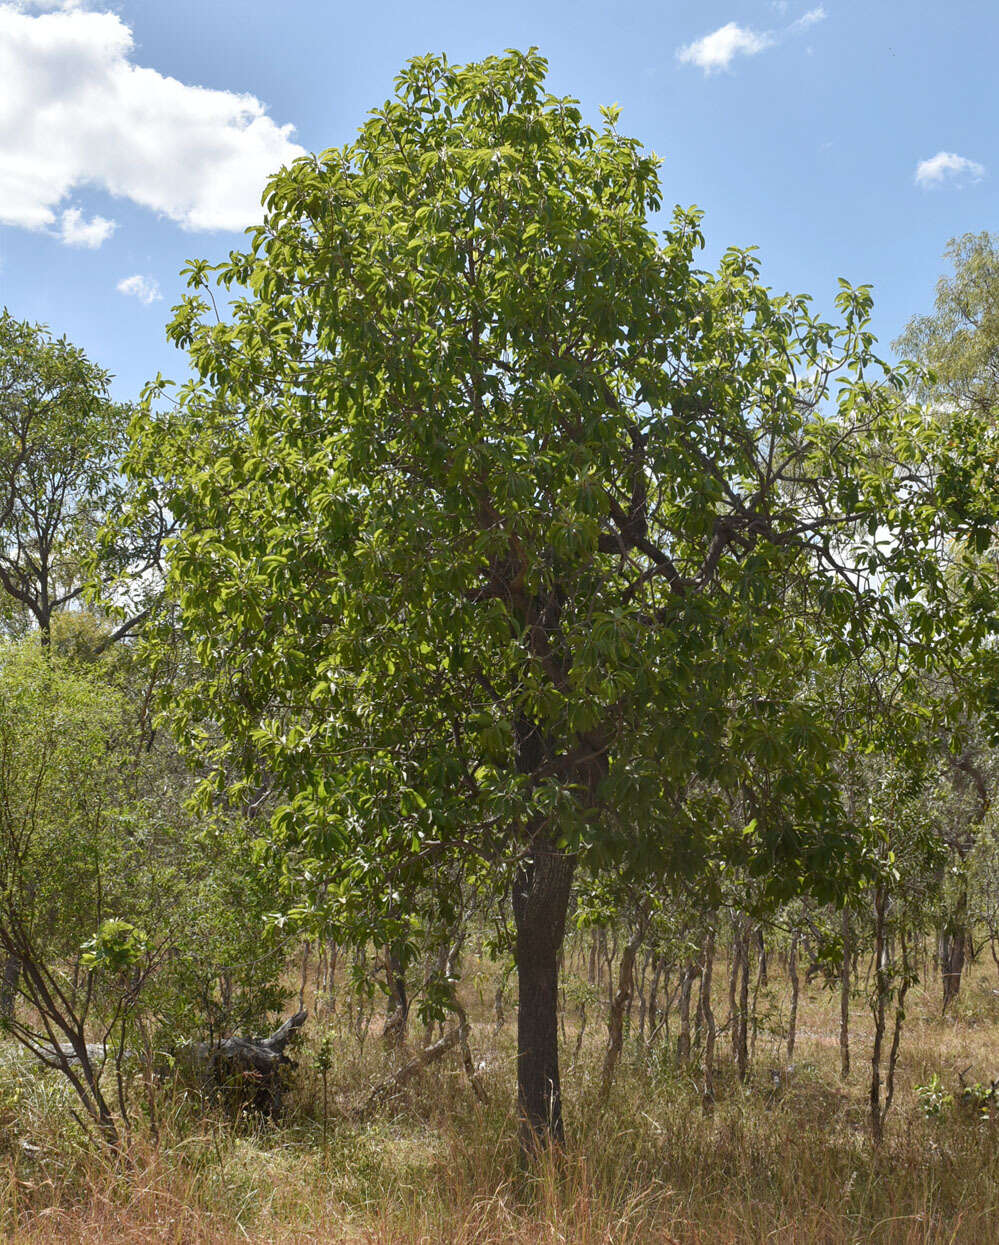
[129,51,997,1149]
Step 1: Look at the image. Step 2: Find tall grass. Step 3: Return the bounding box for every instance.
[3,955,999,1241]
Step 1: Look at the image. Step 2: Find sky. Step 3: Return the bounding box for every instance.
[0,0,996,402]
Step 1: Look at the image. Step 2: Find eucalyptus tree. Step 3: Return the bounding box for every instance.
[896,236,999,1005]
[896,231,999,416]
[0,312,166,645]
[126,51,998,1150]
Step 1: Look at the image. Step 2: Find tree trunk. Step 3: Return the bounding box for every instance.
[647,957,663,1044]
[383,944,409,1046]
[941,885,968,1013]
[755,926,768,988]
[870,884,888,1145]
[600,922,643,1099]
[513,843,574,1153]
[840,908,851,1080]
[676,962,695,1063]
[728,925,742,1060]
[701,927,716,1109]
[786,930,799,1064]
[736,926,750,1082]
[1,955,20,1024]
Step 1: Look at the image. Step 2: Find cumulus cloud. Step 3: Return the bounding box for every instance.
[676,22,774,74]
[914,151,986,189]
[58,206,115,247]
[0,3,305,240]
[116,274,162,304]
[677,7,825,75]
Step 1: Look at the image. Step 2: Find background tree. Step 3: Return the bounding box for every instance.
[0,311,166,646]
[896,231,999,416]
[896,235,999,1008]
[127,51,999,1152]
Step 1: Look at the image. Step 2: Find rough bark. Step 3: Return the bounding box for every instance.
[512,842,574,1152]
[941,752,990,1010]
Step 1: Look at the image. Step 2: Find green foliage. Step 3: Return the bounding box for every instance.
[896,232,999,416]
[79,919,148,976]
[0,312,160,643]
[0,637,286,1066]
[915,1074,954,1118]
[125,50,999,955]
[0,640,132,958]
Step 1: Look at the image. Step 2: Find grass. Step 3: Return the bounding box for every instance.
[3,951,999,1242]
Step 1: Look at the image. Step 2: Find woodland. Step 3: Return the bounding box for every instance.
[4,49,999,1243]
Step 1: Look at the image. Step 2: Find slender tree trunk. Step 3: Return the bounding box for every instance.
[840,908,851,1080]
[755,926,768,988]
[600,922,643,1099]
[880,932,910,1140]
[383,944,409,1046]
[299,941,311,1010]
[701,927,716,1109]
[676,962,695,1063]
[786,930,799,1064]
[728,927,741,1060]
[513,843,574,1153]
[736,925,750,1082]
[749,933,765,1064]
[637,951,651,1042]
[647,957,663,1044]
[941,884,968,1013]
[870,883,889,1145]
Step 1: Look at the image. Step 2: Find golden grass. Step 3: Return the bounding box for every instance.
[4,954,999,1242]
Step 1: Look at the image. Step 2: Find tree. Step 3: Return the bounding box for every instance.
[896,234,999,1008]
[127,51,998,1151]
[0,311,165,645]
[896,231,999,417]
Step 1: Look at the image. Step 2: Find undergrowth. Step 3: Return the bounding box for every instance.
[3,957,999,1242]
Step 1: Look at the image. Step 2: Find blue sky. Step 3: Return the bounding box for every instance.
[0,0,995,401]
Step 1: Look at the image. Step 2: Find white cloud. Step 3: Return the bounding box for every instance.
[0,3,305,240]
[676,22,774,74]
[790,6,826,31]
[914,151,986,189]
[116,274,161,305]
[58,205,115,247]
[677,7,826,75]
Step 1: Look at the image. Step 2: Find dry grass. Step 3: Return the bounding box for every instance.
[4,954,999,1243]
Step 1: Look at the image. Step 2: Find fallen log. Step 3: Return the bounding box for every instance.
[35,1010,309,1116]
[360,1024,463,1114]
[177,1009,309,1114]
